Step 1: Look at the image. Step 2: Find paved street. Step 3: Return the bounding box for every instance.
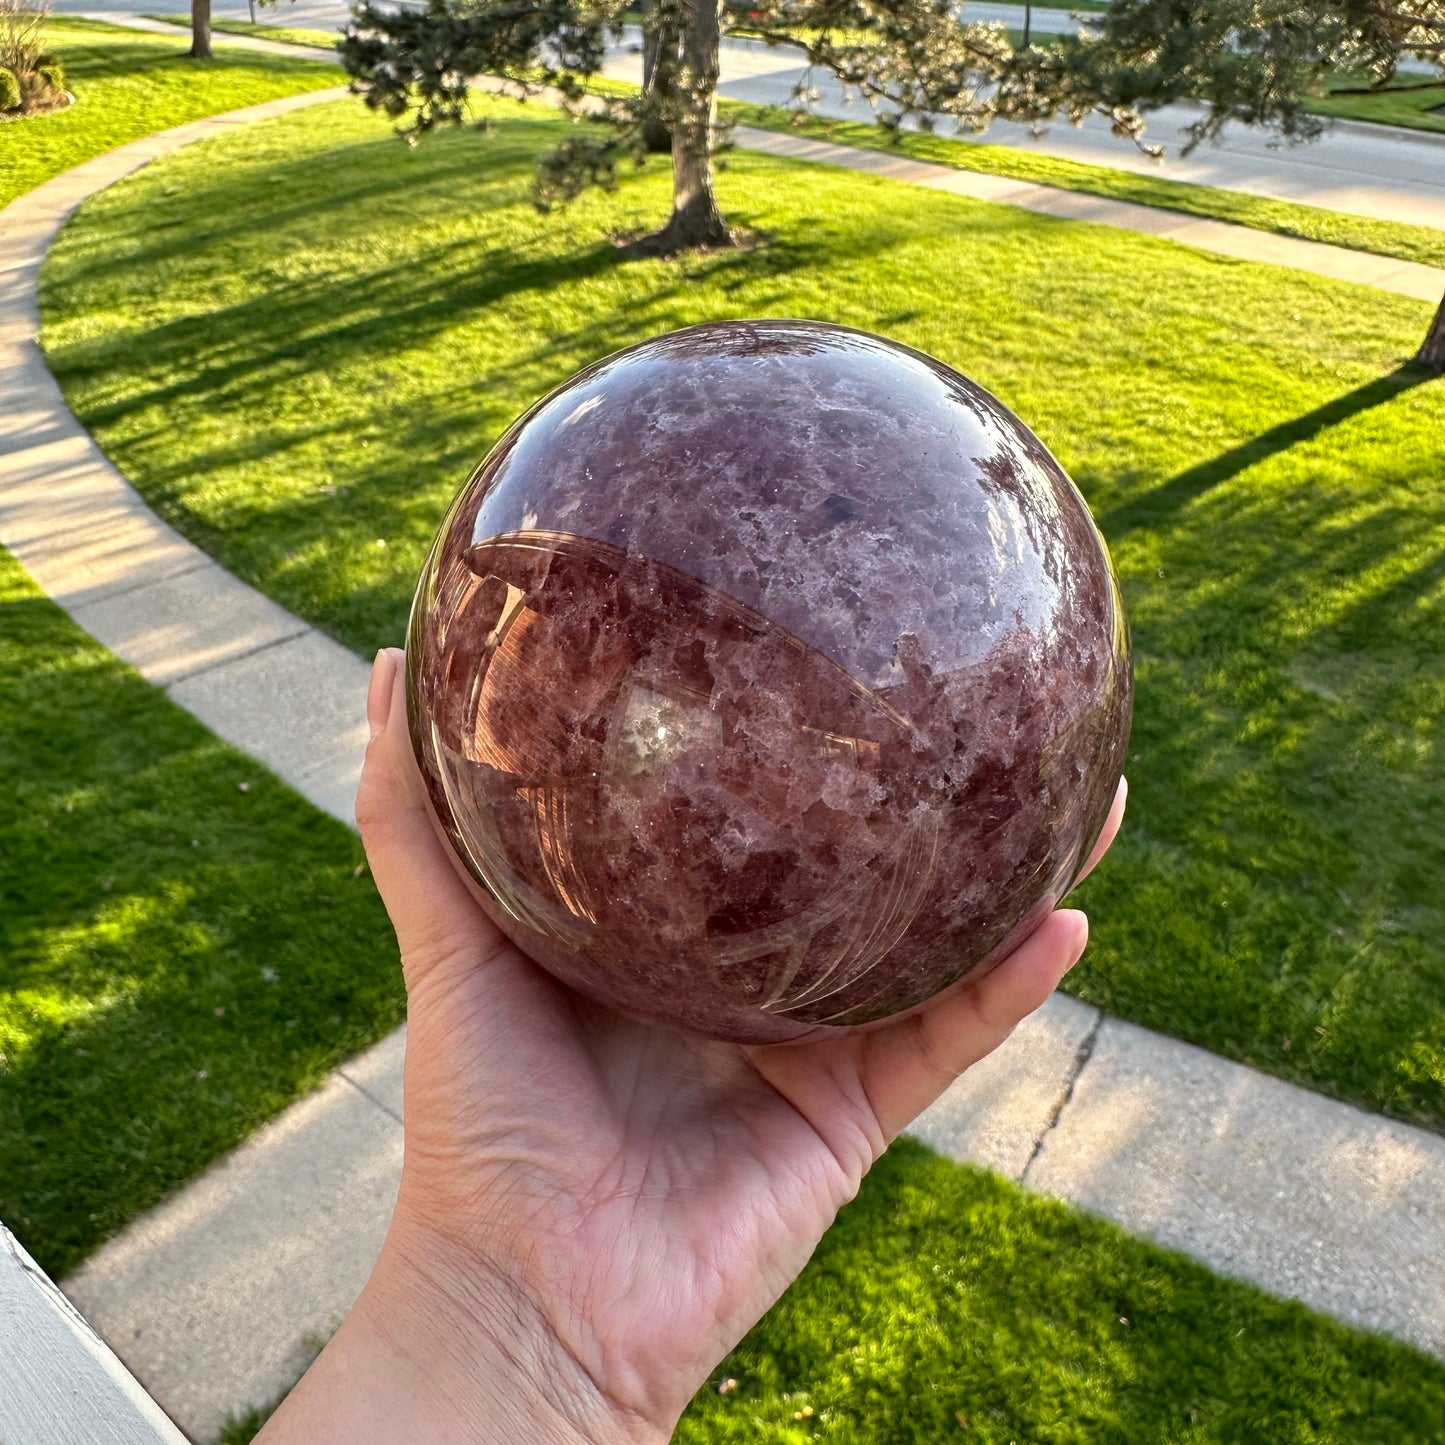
[959,1,1089,35]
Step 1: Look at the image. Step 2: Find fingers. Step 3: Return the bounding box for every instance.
[1073,776,1128,890]
[354,648,504,982]
[858,908,1089,1142]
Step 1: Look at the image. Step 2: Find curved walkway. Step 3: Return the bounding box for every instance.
[3,70,1445,1444]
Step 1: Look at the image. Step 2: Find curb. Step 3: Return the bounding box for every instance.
[1326,114,1445,151]
[3,37,1445,1442]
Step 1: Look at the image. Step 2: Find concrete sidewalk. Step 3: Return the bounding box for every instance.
[3,55,1445,1445]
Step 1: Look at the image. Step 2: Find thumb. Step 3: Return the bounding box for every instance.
[354,648,503,980]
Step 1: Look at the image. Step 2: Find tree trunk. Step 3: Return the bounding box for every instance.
[640,0,673,154]
[1416,290,1445,374]
[633,0,732,253]
[190,0,212,59]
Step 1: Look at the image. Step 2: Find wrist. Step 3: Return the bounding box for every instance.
[258,1216,669,1445]
[381,1213,673,1444]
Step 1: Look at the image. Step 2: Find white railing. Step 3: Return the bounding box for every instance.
[0,1222,187,1445]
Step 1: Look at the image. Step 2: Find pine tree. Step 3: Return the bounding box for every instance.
[340,0,1445,365]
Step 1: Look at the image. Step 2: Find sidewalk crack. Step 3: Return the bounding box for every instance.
[1020,1010,1103,1186]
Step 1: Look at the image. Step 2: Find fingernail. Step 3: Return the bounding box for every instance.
[367,649,399,741]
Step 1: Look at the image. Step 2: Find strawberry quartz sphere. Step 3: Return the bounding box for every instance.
[406,320,1131,1043]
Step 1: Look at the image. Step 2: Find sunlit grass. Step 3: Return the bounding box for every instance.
[0,17,339,211]
[142,14,343,50]
[1308,76,1445,134]
[678,1141,1445,1442]
[721,101,1445,270]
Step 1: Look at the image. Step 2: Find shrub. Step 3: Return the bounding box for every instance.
[0,1,67,114]
[0,0,45,81]
[0,64,18,110]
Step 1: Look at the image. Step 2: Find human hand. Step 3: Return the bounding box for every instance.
[258,647,1125,1445]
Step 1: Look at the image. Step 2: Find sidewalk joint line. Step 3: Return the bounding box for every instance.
[336,1070,403,1128]
[58,555,214,606]
[161,624,313,688]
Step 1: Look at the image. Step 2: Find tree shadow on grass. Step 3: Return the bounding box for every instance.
[50,26,334,104]
[54,214,826,514]
[62,233,638,431]
[1099,364,1436,538]
[45,122,544,296]
[45,109,831,447]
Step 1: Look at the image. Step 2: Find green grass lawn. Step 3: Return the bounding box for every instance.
[37,95,1445,1131]
[0,546,404,1277]
[0,18,340,212]
[722,103,1445,270]
[217,1138,1445,1443]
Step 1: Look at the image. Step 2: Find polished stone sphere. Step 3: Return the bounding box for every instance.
[407,320,1131,1043]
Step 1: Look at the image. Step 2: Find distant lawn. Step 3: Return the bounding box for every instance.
[722,102,1445,271]
[219,1139,1445,1443]
[38,96,1445,1130]
[0,547,403,1278]
[0,17,340,212]
[1308,76,1445,135]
